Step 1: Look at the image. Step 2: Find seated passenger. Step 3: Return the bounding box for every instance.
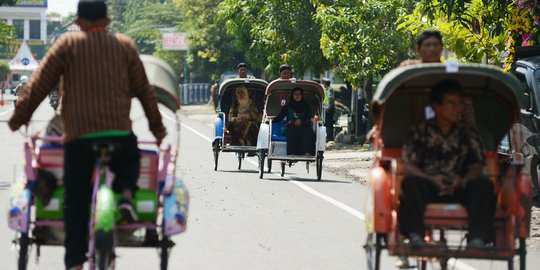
[226,85,261,146]
[399,79,495,248]
[273,87,315,156]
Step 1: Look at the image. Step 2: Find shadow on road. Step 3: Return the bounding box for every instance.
[217,169,259,174]
[0,181,10,190]
[263,176,350,184]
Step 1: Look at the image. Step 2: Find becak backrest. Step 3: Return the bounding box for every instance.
[37,146,64,186]
[37,146,159,191]
[138,150,159,190]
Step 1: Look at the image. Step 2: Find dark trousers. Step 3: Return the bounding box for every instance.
[63,133,140,268]
[399,176,496,243]
[285,125,315,155]
[325,107,335,141]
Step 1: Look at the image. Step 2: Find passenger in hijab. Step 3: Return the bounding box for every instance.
[273,87,315,156]
[227,85,261,145]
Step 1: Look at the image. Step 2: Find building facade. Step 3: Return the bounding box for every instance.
[0,1,48,44]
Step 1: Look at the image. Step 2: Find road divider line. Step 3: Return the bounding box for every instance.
[289,180,366,220]
[447,259,478,270]
[0,108,14,116]
[181,123,212,143]
[243,158,365,221]
[161,110,212,143]
[181,120,477,270]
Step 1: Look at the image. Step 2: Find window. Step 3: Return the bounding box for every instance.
[30,20,40,40]
[13,20,24,39]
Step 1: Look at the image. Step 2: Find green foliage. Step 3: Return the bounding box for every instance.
[400,0,511,63]
[114,0,187,81]
[0,0,17,5]
[0,23,15,45]
[108,0,129,33]
[219,0,331,79]
[0,0,17,45]
[316,0,415,87]
[174,0,246,82]
[0,60,9,82]
[122,0,181,54]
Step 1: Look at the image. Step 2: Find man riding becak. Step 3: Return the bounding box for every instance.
[399,79,496,249]
[7,1,166,269]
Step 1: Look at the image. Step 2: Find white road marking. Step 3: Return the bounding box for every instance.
[182,121,479,270]
[159,109,213,143]
[447,259,478,270]
[181,123,212,143]
[290,180,366,220]
[0,107,14,116]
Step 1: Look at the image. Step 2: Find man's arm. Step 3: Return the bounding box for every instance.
[9,38,66,131]
[403,160,449,194]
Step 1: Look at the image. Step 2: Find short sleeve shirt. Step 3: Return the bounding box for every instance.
[402,119,485,177]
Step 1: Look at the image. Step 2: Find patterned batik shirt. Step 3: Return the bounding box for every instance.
[402,119,485,177]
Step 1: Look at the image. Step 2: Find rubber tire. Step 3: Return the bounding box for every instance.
[213,139,220,171]
[530,157,540,201]
[237,152,243,170]
[160,236,170,270]
[17,233,29,270]
[519,238,526,270]
[417,260,426,270]
[316,152,323,181]
[259,150,266,179]
[281,162,285,177]
[94,229,114,270]
[364,233,382,270]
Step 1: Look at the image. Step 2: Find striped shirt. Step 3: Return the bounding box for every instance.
[8,30,166,142]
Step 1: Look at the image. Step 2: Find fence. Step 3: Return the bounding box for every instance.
[179,83,211,105]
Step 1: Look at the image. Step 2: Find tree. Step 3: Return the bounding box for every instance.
[0,60,9,82]
[108,0,129,33]
[0,0,17,44]
[174,0,246,82]
[47,12,63,36]
[503,0,540,71]
[316,0,415,87]
[118,0,188,81]
[219,0,331,79]
[399,0,513,64]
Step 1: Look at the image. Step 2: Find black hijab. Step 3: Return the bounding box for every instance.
[289,87,308,113]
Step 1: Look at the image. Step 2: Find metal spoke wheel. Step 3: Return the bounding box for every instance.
[316,151,323,180]
[212,139,221,171]
[364,233,382,270]
[258,150,266,179]
[531,157,540,201]
[15,233,30,270]
[281,162,286,177]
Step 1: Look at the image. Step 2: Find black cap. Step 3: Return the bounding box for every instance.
[78,0,107,22]
[237,63,248,69]
[279,64,291,72]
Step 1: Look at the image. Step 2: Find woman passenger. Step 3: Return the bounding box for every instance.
[227,85,261,146]
[273,87,315,156]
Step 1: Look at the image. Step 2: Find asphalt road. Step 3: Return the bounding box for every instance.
[0,96,538,269]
